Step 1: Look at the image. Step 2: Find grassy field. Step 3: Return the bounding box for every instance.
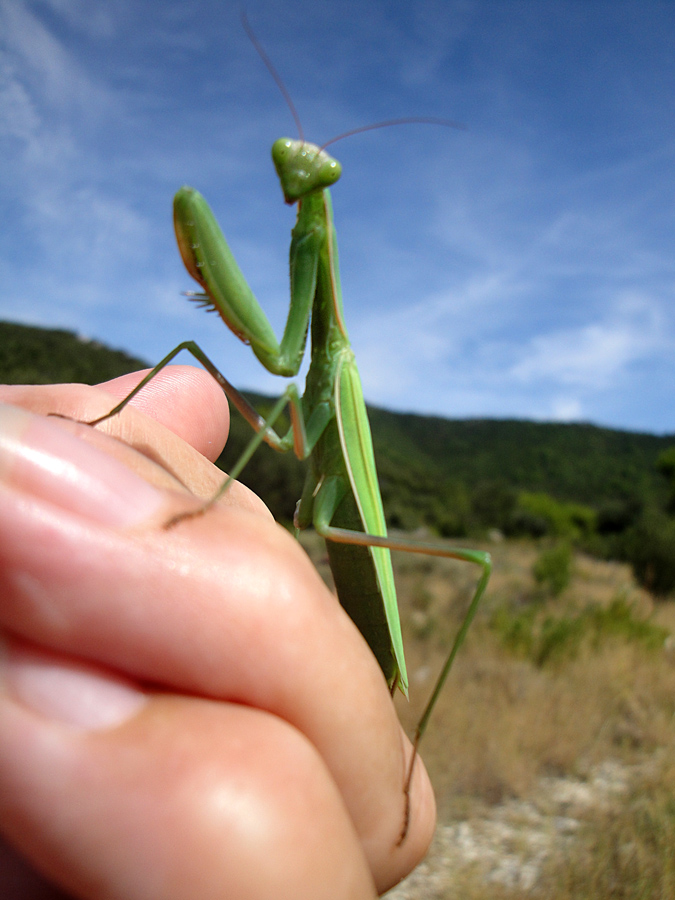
[299,532,675,899]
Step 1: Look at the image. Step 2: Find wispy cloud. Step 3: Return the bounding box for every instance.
[510,296,666,390]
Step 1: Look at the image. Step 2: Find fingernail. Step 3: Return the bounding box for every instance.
[0,637,147,730]
[0,403,164,527]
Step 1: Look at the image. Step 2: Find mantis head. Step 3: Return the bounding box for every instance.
[272,138,342,204]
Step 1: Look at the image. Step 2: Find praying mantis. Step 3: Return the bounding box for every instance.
[90,20,492,843]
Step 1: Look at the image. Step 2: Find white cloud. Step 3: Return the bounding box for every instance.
[0,58,39,141]
[0,0,117,168]
[36,0,117,38]
[509,295,666,390]
[550,397,583,421]
[1,0,81,110]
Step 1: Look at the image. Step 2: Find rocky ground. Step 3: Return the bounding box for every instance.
[385,758,646,899]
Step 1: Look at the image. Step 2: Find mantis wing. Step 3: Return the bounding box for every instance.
[335,350,408,696]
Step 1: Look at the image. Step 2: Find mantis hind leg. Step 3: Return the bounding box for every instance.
[317,518,491,843]
[320,520,491,736]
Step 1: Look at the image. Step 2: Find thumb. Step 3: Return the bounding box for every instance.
[0,638,377,900]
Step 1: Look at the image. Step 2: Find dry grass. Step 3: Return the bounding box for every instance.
[389,540,674,812]
[298,531,675,897]
[532,745,675,900]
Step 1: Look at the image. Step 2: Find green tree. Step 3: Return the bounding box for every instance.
[656,446,675,511]
[625,510,675,598]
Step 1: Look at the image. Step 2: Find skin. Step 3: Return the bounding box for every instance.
[0,366,435,900]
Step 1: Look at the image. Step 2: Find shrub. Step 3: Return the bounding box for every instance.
[533,542,572,597]
[625,511,675,598]
[508,492,596,540]
[490,606,536,658]
[588,596,669,650]
[536,614,585,665]
[596,497,642,534]
[490,595,668,667]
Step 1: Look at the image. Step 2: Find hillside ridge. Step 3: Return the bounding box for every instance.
[1,320,671,526]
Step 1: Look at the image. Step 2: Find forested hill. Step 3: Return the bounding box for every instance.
[367,407,673,506]
[1,320,672,530]
[0,320,148,385]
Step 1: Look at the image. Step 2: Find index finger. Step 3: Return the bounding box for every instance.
[96,365,231,463]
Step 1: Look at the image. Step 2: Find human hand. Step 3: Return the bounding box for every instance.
[0,367,435,899]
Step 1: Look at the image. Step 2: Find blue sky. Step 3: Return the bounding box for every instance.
[1,0,674,434]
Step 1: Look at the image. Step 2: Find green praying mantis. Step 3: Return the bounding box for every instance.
[89,20,492,843]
